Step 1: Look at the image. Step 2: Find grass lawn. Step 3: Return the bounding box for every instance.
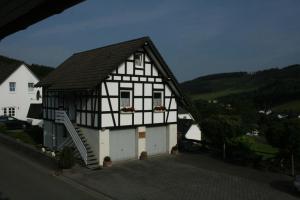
[191,87,257,101]
[246,136,278,160]
[273,100,300,113]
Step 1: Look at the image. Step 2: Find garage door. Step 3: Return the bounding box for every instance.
[110,129,137,161]
[146,126,167,155]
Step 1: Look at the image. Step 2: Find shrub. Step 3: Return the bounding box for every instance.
[140,151,148,160]
[0,124,7,134]
[25,126,43,144]
[58,147,75,169]
[104,156,111,162]
[226,136,262,166]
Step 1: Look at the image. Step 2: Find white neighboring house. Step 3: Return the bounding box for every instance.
[36,37,187,168]
[0,56,42,126]
[178,107,201,141]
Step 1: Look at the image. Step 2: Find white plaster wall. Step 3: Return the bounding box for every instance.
[99,129,109,165]
[167,124,177,153]
[178,113,194,120]
[0,64,42,125]
[185,124,202,141]
[80,127,100,162]
[136,126,146,157]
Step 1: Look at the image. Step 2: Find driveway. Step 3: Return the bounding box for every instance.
[0,144,107,200]
[63,153,300,200]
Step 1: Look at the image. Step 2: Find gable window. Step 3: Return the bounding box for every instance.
[153,91,163,107]
[120,90,131,108]
[28,83,34,92]
[134,53,143,68]
[9,82,16,92]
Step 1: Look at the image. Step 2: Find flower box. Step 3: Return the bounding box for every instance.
[154,105,166,112]
[121,107,135,113]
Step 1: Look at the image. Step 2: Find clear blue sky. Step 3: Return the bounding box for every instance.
[0,0,300,82]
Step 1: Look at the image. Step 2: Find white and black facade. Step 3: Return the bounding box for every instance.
[38,37,184,167]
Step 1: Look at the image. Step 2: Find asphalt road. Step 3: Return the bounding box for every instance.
[0,144,105,200]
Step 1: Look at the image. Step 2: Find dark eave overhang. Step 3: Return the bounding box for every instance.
[0,0,85,40]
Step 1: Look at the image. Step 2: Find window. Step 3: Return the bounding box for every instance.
[134,53,143,67]
[3,107,15,116]
[120,90,131,108]
[153,91,163,107]
[36,90,41,100]
[28,83,34,92]
[8,107,15,116]
[9,82,16,92]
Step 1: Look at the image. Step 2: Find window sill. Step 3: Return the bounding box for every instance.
[120,111,135,114]
[154,110,166,113]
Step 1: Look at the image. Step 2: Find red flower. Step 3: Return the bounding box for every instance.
[121,107,135,112]
[154,105,166,111]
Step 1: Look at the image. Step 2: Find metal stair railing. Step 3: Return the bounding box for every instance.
[55,110,87,165]
[57,137,72,150]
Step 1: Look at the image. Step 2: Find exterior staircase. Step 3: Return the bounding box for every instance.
[74,125,99,169]
[55,110,99,169]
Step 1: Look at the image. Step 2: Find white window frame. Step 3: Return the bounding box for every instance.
[3,107,15,116]
[120,90,132,108]
[134,53,143,68]
[9,82,16,92]
[153,91,163,107]
[8,107,15,116]
[28,82,34,92]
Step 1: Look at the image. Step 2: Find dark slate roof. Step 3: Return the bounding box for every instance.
[0,55,54,85]
[178,106,189,114]
[178,119,194,134]
[37,37,189,106]
[0,55,24,85]
[37,37,149,89]
[0,0,84,40]
[27,103,42,119]
[37,37,160,88]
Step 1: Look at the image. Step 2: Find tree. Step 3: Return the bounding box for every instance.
[201,115,242,159]
[265,119,300,176]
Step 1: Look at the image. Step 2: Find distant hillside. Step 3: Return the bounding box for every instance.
[28,64,54,79]
[181,64,300,112]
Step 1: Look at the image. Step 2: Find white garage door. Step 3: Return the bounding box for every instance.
[110,129,137,161]
[146,126,167,155]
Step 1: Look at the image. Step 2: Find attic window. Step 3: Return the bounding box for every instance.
[134,53,143,67]
[9,82,16,92]
[120,90,132,108]
[153,91,163,107]
[28,83,34,92]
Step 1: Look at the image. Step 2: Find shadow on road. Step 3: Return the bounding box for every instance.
[0,192,9,200]
[270,180,300,198]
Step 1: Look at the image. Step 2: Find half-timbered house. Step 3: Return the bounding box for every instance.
[36,37,187,168]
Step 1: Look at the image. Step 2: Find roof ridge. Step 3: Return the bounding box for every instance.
[73,36,150,55]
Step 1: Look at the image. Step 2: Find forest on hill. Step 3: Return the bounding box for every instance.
[181,64,300,114]
[180,64,300,175]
